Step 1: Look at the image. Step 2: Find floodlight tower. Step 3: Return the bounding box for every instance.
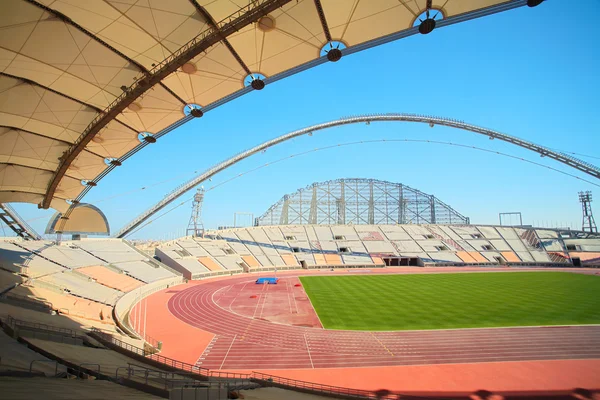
[579,191,597,233]
[186,187,205,237]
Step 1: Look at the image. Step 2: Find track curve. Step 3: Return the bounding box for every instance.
[167,272,600,370]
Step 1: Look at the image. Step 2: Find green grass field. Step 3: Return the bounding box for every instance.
[299,272,600,331]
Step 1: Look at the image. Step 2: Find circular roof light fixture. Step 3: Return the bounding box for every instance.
[184,104,203,118]
[104,157,122,166]
[138,132,156,143]
[244,73,266,91]
[257,15,275,32]
[251,79,265,90]
[527,0,544,7]
[414,9,443,35]
[81,180,97,187]
[419,18,436,34]
[181,62,197,74]
[128,102,142,112]
[320,41,346,62]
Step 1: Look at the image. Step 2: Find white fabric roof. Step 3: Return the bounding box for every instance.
[0,0,526,212]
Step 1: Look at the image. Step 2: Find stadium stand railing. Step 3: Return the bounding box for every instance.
[252,372,399,399]
[4,315,84,346]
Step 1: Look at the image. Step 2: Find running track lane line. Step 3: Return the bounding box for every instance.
[164,271,600,370]
[304,333,314,369]
[220,334,237,370]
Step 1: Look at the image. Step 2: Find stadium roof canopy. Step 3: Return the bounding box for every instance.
[0,0,537,214]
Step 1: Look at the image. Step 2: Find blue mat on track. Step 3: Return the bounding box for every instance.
[256,277,279,284]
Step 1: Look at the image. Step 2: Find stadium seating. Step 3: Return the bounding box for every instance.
[0,329,68,376]
[37,271,123,305]
[153,224,593,273]
[113,260,176,283]
[77,266,144,292]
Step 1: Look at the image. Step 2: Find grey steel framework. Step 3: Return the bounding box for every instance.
[499,212,523,226]
[114,114,600,238]
[579,191,597,233]
[0,203,41,240]
[256,178,469,226]
[186,188,205,237]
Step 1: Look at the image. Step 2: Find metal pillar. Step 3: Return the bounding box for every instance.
[430,196,436,224]
[368,181,374,224]
[280,196,289,225]
[579,191,597,233]
[309,185,317,224]
[499,212,523,226]
[185,188,205,237]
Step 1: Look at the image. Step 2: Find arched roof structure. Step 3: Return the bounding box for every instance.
[114,113,599,238]
[256,178,470,226]
[45,203,109,235]
[0,0,539,214]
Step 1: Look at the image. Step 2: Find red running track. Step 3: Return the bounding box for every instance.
[165,269,600,370]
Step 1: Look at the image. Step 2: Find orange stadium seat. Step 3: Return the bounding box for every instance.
[467,252,488,263]
[456,251,477,263]
[242,255,260,268]
[280,254,299,266]
[9,285,113,323]
[500,251,521,263]
[313,254,326,265]
[324,254,343,265]
[197,257,224,271]
[569,252,600,264]
[78,265,143,292]
[370,256,385,265]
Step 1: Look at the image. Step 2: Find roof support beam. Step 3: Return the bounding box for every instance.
[41,0,292,209]
[189,0,252,75]
[313,0,332,42]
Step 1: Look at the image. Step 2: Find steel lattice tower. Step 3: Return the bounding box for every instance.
[579,191,597,233]
[186,187,205,237]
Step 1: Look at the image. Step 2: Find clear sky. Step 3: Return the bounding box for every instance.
[4,0,600,240]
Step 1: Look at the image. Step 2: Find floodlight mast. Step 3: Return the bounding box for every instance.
[186,188,205,237]
[579,191,597,233]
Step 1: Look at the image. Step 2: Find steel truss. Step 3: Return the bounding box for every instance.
[257,178,468,226]
[0,203,41,240]
[115,113,599,238]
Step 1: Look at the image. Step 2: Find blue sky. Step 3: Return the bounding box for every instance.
[5,0,600,240]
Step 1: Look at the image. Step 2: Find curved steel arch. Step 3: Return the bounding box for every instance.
[115,113,600,238]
